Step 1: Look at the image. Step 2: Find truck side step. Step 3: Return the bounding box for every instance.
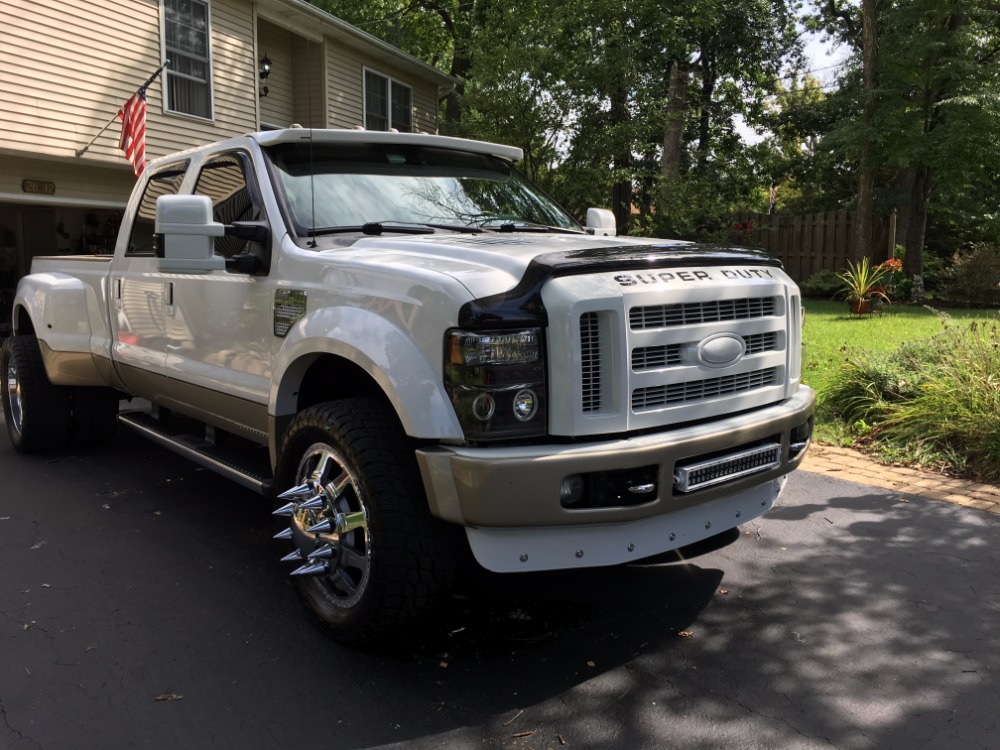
[119,411,273,495]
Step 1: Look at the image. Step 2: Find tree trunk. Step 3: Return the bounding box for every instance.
[696,37,716,167]
[610,85,632,234]
[662,61,688,181]
[442,53,471,134]
[893,168,916,258]
[854,0,878,261]
[903,166,933,300]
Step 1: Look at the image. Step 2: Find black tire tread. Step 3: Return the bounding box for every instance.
[1,335,71,453]
[275,397,459,645]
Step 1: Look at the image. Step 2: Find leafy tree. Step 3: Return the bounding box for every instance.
[811,0,1000,297]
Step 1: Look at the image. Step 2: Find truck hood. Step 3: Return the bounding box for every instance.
[334,232,780,313]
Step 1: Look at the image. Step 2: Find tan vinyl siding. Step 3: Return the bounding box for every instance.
[326,42,364,130]
[0,0,162,163]
[0,0,255,169]
[258,20,294,127]
[326,43,438,133]
[0,0,443,178]
[0,157,135,206]
[411,79,438,134]
[199,0,257,138]
[292,41,325,128]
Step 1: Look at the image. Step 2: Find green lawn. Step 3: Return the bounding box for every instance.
[801,299,1000,445]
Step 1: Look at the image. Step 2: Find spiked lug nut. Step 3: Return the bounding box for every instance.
[290,561,329,576]
[308,543,336,560]
[280,549,304,563]
[277,483,313,501]
[273,501,297,517]
[273,527,294,541]
[298,495,326,511]
[306,518,333,534]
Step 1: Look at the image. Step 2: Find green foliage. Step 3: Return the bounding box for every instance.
[308,0,1000,258]
[823,321,1000,481]
[800,269,843,299]
[836,257,890,303]
[938,243,1000,307]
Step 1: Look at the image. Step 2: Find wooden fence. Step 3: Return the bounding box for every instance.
[731,211,893,283]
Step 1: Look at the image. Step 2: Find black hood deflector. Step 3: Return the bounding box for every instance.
[457,243,781,328]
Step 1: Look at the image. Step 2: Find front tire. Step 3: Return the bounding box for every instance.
[1,335,71,453]
[273,398,458,645]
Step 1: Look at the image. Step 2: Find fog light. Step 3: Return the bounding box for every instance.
[790,418,813,456]
[471,393,495,421]
[512,389,537,421]
[560,474,585,506]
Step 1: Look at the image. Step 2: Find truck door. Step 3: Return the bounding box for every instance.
[111,162,188,396]
[163,151,273,441]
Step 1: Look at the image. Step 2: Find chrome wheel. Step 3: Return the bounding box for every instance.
[275,442,371,608]
[273,399,459,643]
[5,356,23,437]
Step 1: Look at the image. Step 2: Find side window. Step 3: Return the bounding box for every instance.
[193,153,260,258]
[162,0,214,119]
[127,162,188,256]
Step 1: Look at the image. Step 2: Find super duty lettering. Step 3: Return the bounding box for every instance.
[615,268,775,286]
[1,129,815,645]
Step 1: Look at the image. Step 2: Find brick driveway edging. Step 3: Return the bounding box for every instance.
[801,443,1000,516]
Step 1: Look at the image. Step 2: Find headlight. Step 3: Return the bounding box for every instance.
[444,328,547,441]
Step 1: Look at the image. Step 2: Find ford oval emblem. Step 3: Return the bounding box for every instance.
[697,333,745,368]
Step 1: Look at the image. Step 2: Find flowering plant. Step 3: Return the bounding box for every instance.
[876,257,904,301]
[734,219,755,242]
[837,257,891,305]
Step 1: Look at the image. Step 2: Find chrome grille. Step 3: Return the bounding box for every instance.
[632,344,683,370]
[580,312,602,412]
[632,332,778,372]
[630,297,776,329]
[632,368,778,411]
[744,331,777,355]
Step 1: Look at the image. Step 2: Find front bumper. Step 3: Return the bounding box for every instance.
[466,476,785,572]
[416,385,815,529]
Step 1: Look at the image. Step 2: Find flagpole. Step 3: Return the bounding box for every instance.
[75,60,170,158]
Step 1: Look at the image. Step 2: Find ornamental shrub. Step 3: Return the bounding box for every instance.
[939,243,1000,306]
[800,269,842,299]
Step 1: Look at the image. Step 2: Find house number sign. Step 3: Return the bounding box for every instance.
[22,179,56,195]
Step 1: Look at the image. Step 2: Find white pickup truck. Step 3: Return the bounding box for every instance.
[3,128,814,643]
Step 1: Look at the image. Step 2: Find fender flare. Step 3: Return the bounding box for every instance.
[12,273,105,385]
[270,305,462,440]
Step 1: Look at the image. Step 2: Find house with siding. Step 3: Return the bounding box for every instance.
[0,0,452,313]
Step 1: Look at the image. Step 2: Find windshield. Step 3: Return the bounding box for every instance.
[263,142,580,235]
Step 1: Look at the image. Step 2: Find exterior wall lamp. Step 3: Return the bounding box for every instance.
[259,54,272,98]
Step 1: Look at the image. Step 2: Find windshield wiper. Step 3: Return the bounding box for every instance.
[311,222,433,236]
[422,223,483,234]
[310,221,483,237]
[494,222,584,235]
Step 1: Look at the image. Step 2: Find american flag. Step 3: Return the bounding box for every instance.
[118,87,147,177]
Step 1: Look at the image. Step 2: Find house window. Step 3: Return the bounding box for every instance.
[163,0,213,119]
[364,70,412,132]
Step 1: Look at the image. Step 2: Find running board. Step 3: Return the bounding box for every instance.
[119,411,273,495]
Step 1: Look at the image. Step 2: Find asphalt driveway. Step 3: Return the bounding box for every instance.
[1,423,998,749]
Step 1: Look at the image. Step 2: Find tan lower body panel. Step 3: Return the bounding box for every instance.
[417,387,815,528]
[117,363,269,444]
